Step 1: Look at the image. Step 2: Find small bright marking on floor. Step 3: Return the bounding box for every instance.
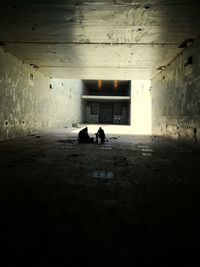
[142,153,152,156]
[141,148,154,152]
[91,171,114,178]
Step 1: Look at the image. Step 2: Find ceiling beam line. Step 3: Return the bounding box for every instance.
[3,41,180,46]
[40,66,152,69]
[0,3,198,7]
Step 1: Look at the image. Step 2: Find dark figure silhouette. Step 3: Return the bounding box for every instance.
[78,127,94,143]
[95,127,105,143]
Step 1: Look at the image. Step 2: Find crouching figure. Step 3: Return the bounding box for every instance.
[78,127,94,143]
[95,127,105,144]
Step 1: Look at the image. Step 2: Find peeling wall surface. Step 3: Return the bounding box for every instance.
[151,36,200,143]
[0,47,84,141]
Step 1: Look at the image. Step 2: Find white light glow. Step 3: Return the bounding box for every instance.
[72,80,152,136]
[131,80,152,134]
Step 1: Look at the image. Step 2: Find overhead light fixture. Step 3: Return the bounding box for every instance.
[114,80,118,91]
[98,80,102,89]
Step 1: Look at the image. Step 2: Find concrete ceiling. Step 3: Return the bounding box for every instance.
[0,0,200,80]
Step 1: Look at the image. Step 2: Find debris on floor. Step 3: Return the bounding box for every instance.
[57,139,77,143]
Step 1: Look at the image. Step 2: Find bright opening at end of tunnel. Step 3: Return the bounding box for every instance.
[72,80,151,135]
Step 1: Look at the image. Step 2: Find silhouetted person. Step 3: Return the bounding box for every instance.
[78,127,94,143]
[95,127,105,143]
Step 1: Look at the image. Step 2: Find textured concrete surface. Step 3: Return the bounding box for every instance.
[152,35,200,143]
[0,127,199,266]
[0,44,152,141]
[0,1,200,79]
[0,47,85,141]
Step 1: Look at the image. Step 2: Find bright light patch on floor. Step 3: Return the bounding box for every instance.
[71,124,136,135]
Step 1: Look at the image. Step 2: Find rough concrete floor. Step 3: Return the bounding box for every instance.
[0,128,200,266]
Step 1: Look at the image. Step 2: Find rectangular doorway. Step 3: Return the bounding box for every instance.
[99,103,113,124]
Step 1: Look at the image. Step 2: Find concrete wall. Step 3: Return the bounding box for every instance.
[0,47,84,141]
[50,79,86,127]
[151,36,200,144]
